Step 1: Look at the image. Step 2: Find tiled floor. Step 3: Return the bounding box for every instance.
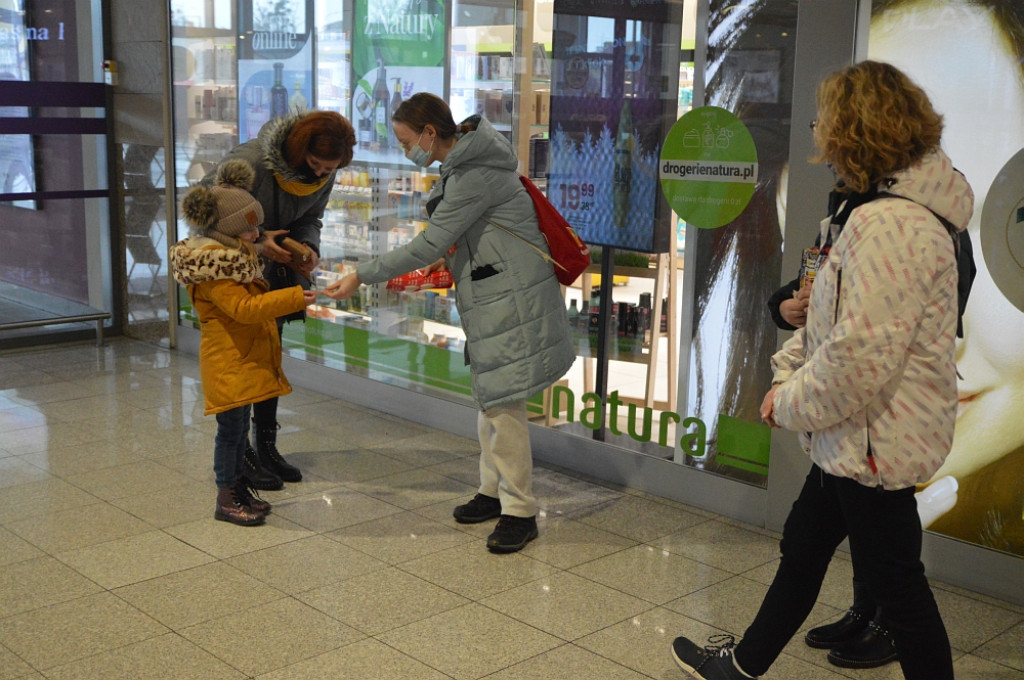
[0,338,1021,680]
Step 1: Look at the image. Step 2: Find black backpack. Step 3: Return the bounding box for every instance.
[831,186,976,338]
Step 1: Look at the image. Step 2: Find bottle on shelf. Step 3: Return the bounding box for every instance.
[389,77,403,149]
[372,56,390,150]
[270,62,288,120]
[567,298,580,353]
[245,84,269,139]
[638,292,652,344]
[587,289,601,353]
[355,91,373,150]
[613,98,633,229]
[289,78,307,113]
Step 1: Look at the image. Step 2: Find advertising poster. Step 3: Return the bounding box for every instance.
[351,0,446,165]
[547,0,681,253]
[236,0,315,143]
[868,1,1024,557]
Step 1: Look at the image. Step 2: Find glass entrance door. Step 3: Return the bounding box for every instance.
[0,0,114,347]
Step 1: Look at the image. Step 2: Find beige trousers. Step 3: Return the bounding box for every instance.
[477,400,536,518]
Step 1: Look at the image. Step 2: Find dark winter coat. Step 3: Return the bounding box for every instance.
[201,111,337,321]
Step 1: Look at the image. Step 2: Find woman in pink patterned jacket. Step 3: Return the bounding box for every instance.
[670,61,973,680]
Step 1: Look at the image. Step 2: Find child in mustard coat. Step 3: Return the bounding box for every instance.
[170,160,316,526]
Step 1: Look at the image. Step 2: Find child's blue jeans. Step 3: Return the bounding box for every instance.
[214,404,251,489]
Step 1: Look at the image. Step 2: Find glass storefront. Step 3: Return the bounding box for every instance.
[167,0,1024,565]
[169,0,724,450]
[0,0,114,346]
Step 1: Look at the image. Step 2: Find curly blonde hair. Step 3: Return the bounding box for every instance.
[812,60,943,193]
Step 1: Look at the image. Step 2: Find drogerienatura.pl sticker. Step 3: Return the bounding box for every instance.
[659,106,758,229]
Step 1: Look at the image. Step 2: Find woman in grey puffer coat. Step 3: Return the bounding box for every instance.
[325,93,575,553]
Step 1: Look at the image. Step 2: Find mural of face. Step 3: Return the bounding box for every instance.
[870,1,1024,501]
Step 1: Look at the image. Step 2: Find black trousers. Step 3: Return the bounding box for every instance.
[734,464,953,680]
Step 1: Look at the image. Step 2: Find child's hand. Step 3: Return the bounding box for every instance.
[302,290,318,306]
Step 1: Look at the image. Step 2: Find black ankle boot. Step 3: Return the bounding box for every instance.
[805,609,870,648]
[241,439,283,491]
[827,620,898,669]
[806,579,875,649]
[253,421,302,483]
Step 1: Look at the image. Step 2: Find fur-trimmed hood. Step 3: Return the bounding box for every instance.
[170,236,263,286]
[257,111,311,185]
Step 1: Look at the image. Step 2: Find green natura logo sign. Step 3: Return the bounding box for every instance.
[659,106,758,229]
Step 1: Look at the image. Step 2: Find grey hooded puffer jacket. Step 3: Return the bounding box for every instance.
[357,117,575,410]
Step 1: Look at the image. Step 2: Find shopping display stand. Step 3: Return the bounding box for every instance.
[580,253,677,411]
[541,253,678,427]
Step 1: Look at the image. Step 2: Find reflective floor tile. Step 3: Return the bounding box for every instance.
[345,467,477,510]
[326,510,475,565]
[484,643,648,680]
[398,542,557,601]
[0,556,101,618]
[523,517,637,570]
[377,603,561,680]
[68,459,197,501]
[179,596,364,677]
[255,637,450,680]
[481,570,651,640]
[114,561,285,629]
[43,632,246,680]
[0,527,43,567]
[569,544,733,605]
[226,534,385,594]
[0,591,167,670]
[165,514,314,560]
[568,493,708,543]
[297,566,470,635]
[657,518,782,574]
[55,529,215,589]
[6,501,153,553]
[270,487,404,533]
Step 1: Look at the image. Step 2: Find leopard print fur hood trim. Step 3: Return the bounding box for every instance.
[170,236,263,286]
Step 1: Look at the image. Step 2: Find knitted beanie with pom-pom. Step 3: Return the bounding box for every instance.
[181,160,263,248]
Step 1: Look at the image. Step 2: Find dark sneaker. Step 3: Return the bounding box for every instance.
[671,635,757,680]
[827,621,898,669]
[453,493,502,524]
[805,608,870,648]
[486,515,538,553]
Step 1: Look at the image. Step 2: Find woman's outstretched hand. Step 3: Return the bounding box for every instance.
[323,272,361,300]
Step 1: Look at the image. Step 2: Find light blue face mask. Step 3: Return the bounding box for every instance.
[405,131,434,167]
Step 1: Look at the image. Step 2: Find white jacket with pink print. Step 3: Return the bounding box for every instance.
[771,149,974,490]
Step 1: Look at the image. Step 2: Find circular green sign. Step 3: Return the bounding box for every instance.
[659,106,758,229]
